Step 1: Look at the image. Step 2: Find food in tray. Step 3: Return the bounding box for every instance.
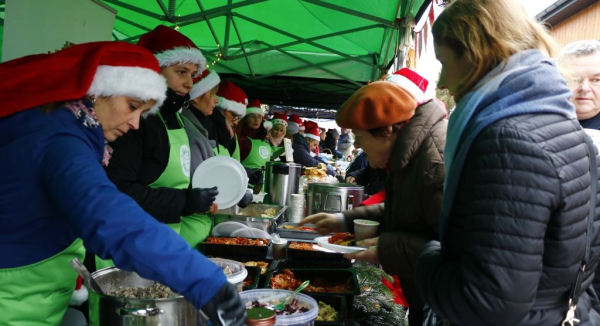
[282,225,316,232]
[271,269,353,293]
[236,207,277,218]
[316,301,338,321]
[243,275,254,287]
[246,298,310,315]
[303,163,328,178]
[205,236,269,246]
[328,232,355,246]
[243,261,269,275]
[289,241,321,251]
[107,283,178,299]
[262,208,277,218]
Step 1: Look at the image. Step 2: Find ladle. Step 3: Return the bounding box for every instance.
[70,258,105,294]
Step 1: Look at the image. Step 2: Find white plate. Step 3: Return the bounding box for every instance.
[314,236,366,254]
[192,156,249,209]
[211,221,249,237]
[230,227,272,240]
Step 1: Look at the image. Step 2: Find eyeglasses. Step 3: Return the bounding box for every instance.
[573,76,600,87]
[231,113,242,123]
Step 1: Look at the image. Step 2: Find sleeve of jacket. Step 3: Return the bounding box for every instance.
[343,204,385,231]
[415,127,561,326]
[39,135,226,309]
[105,118,187,224]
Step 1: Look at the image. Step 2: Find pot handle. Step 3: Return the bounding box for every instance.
[116,307,164,317]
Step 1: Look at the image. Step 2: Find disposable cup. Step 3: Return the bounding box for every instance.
[354,219,380,241]
[290,194,305,203]
[272,238,288,260]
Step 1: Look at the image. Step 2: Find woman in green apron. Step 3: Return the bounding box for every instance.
[266,112,289,157]
[0,40,245,326]
[102,26,221,269]
[199,81,247,161]
[237,100,273,194]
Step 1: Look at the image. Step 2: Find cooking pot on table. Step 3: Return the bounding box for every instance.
[306,183,364,215]
[88,267,203,326]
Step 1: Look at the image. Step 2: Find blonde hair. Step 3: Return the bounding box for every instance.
[433,0,558,101]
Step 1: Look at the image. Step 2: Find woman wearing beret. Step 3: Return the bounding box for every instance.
[414,0,600,325]
[0,41,245,326]
[301,77,447,325]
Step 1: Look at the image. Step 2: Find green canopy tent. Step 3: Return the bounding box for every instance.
[0,0,429,110]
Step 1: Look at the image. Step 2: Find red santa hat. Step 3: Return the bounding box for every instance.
[385,68,430,104]
[0,41,167,118]
[137,25,205,77]
[217,81,247,117]
[189,69,220,100]
[246,99,263,116]
[270,112,288,128]
[289,114,304,131]
[304,126,321,141]
[69,276,88,307]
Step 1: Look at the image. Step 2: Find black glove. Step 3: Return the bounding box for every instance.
[244,167,264,186]
[237,191,253,208]
[183,186,218,215]
[201,282,246,326]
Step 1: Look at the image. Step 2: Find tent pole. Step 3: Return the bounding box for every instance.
[234,12,378,69]
[195,0,225,58]
[231,16,254,76]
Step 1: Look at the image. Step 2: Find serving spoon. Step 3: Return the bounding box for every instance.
[273,280,310,310]
[70,258,105,294]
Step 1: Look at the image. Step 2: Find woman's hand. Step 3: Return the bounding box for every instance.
[344,236,379,264]
[345,176,356,184]
[299,213,345,235]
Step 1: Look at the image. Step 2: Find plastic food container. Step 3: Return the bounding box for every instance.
[199,237,270,259]
[239,289,318,326]
[208,258,248,292]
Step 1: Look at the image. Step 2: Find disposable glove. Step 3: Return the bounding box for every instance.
[200,282,246,326]
[237,190,253,208]
[183,186,218,215]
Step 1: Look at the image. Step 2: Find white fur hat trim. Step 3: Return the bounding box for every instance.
[87,65,167,115]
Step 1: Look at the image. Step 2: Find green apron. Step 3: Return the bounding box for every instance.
[0,238,85,325]
[96,113,212,269]
[242,137,272,190]
[241,137,272,169]
[212,134,241,161]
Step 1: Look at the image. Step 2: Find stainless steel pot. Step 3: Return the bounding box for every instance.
[88,267,202,326]
[306,183,364,215]
[264,162,301,221]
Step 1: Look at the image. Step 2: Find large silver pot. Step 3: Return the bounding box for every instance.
[264,162,301,221]
[306,183,364,215]
[88,267,202,326]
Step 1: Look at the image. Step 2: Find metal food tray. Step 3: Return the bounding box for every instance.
[216,204,287,234]
[277,222,320,240]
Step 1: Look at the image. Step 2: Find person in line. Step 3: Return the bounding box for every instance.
[300,76,447,325]
[324,128,342,159]
[0,41,245,326]
[104,26,218,254]
[337,128,354,158]
[201,80,247,160]
[414,0,600,325]
[291,123,335,176]
[557,40,600,129]
[238,99,272,194]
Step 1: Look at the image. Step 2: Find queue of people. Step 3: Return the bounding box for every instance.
[2,0,600,325]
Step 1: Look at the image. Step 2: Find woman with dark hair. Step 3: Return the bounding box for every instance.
[237,99,272,193]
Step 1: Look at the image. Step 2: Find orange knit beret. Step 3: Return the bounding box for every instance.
[336,81,417,130]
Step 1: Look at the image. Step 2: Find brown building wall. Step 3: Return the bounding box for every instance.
[549,1,600,46]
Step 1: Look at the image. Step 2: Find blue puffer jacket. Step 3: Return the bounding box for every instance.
[0,107,226,310]
[416,113,600,325]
